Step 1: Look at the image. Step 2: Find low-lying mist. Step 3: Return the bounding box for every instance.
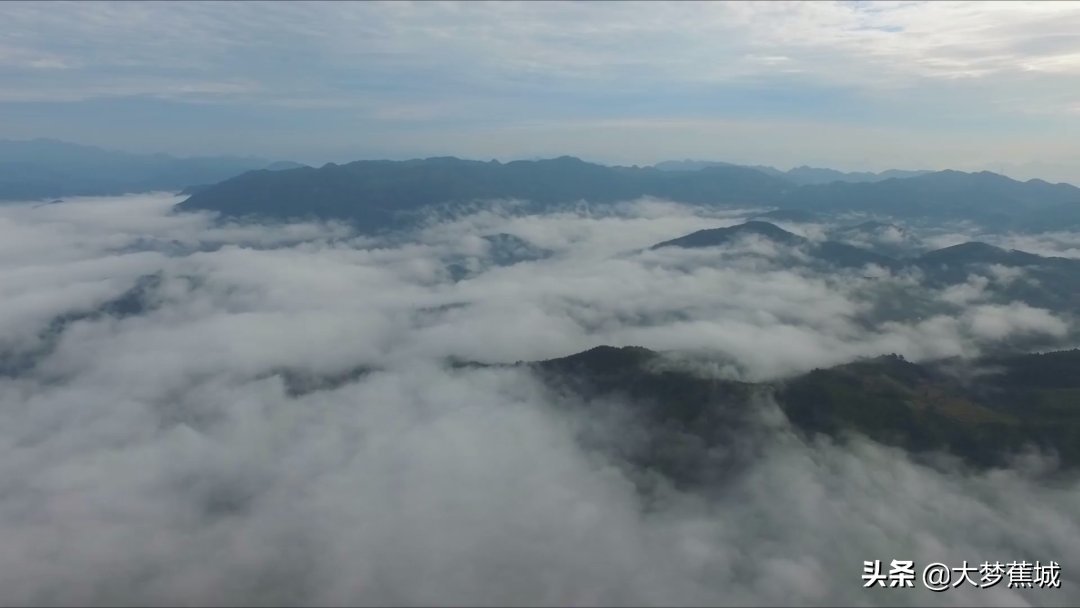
[0,194,1077,606]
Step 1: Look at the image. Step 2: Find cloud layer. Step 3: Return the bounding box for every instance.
[0,194,1078,606]
[2,1,1080,171]
[5,2,1080,101]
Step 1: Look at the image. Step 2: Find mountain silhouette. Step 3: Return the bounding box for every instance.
[177,156,793,230]
[178,156,1080,233]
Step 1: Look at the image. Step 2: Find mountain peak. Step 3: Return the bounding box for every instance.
[916,241,1026,267]
[545,155,593,167]
[651,221,803,250]
[536,345,659,373]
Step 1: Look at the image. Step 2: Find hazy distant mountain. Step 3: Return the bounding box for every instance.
[777,165,932,185]
[972,161,1080,188]
[0,138,300,201]
[652,160,738,172]
[264,160,309,171]
[179,160,310,197]
[776,169,1080,229]
[653,159,931,185]
[178,156,794,230]
[178,155,1080,234]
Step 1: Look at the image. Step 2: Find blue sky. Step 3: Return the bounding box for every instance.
[2,0,1080,175]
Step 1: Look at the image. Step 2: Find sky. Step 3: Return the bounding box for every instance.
[2,1,1080,172]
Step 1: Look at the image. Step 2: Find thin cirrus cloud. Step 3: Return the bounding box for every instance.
[0,1,1079,168]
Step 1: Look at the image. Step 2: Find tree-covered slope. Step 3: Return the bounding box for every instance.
[177,156,794,229]
[525,346,1080,476]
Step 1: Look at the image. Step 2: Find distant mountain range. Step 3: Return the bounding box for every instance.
[653,159,932,185]
[178,155,1080,233]
[969,161,1080,188]
[177,156,794,230]
[5,139,1080,234]
[776,169,1080,230]
[0,138,306,201]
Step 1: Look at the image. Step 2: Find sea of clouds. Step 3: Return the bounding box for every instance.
[0,193,1077,606]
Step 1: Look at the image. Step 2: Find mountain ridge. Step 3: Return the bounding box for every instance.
[775,169,1080,228]
[452,344,1080,479]
[653,158,933,185]
[650,221,905,270]
[649,221,1080,317]
[176,155,1080,233]
[652,220,1080,267]
[177,156,795,230]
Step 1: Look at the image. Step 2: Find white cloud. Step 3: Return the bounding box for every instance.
[4,1,1080,170]
[2,1,1080,104]
[0,195,1078,605]
[965,302,1070,341]
[940,275,991,306]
